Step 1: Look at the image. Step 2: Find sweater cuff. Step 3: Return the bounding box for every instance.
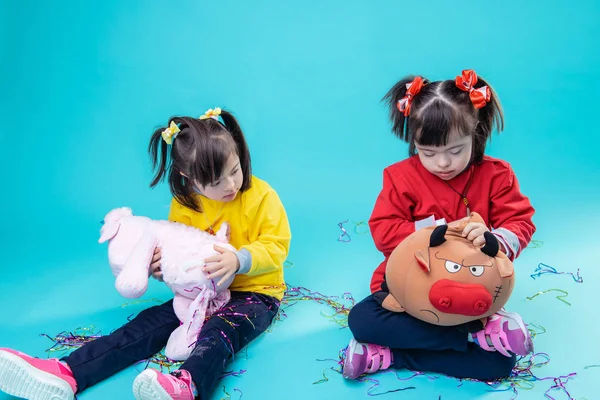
[491,228,519,260]
[235,248,252,275]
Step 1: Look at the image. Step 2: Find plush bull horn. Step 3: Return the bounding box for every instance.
[481,231,499,257]
[430,225,448,247]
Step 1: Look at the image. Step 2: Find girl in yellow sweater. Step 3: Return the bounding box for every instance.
[0,107,291,400]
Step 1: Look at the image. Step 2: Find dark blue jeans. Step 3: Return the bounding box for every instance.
[63,291,279,399]
[347,294,516,381]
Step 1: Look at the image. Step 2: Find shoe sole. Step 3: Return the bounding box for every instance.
[0,350,74,400]
[132,369,173,400]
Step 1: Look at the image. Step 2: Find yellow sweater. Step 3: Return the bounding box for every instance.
[168,176,291,300]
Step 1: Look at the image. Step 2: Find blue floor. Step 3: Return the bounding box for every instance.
[1,1,599,399]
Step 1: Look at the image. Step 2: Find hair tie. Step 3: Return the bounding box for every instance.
[199,107,222,121]
[455,70,491,109]
[397,76,425,116]
[161,121,180,145]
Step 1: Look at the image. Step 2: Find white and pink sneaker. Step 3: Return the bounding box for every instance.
[133,368,196,400]
[472,310,534,357]
[342,338,393,379]
[0,347,77,400]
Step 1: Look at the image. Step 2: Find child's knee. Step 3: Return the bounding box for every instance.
[347,300,374,339]
[347,306,359,333]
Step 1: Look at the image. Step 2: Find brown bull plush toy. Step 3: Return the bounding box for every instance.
[382,212,515,326]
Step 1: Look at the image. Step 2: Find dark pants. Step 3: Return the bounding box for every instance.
[347,294,516,381]
[63,291,279,399]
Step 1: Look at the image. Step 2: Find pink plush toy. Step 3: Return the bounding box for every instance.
[98,207,235,361]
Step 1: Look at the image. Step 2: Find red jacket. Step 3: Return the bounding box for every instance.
[369,155,536,293]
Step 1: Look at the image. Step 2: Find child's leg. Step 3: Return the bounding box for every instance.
[182,292,278,399]
[0,300,179,399]
[344,294,528,381]
[348,294,470,352]
[343,293,474,379]
[132,291,279,400]
[65,299,179,391]
[393,343,517,381]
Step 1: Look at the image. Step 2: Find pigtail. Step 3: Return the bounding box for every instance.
[451,70,505,162]
[148,122,171,188]
[474,77,504,136]
[149,117,199,213]
[382,76,429,142]
[470,76,504,163]
[162,117,201,212]
[220,110,252,191]
[382,77,413,140]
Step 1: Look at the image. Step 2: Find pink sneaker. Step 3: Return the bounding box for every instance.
[342,338,392,379]
[0,347,77,400]
[473,310,534,357]
[133,368,196,400]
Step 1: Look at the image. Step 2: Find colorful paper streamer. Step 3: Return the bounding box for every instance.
[528,240,544,249]
[277,285,356,328]
[353,220,370,234]
[337,220,351,242]
[530,263,583,284]
[526,289,571,306]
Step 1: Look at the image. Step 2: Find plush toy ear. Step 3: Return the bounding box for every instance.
[414,248,431,273]
[98,207,132,243]
[99,223,120,243]
[497,260,515,278]
[381,294,406,313]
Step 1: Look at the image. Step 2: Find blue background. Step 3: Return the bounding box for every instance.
[1,0,598,399]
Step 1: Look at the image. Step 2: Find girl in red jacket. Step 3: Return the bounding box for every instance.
[342,70,536,381]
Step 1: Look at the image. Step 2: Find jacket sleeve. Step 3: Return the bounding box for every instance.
[369,168,416,257]
[489,165,536,260]
[240,189,291,276]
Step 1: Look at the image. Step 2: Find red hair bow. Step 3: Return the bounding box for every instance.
[397,76,425,116]
[455,70,491,109]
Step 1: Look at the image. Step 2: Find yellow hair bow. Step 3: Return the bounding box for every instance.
[199,107,222,121]
[161,121,180,145]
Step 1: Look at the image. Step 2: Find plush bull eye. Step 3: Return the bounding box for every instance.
[445,261,462,273]
[469,266,485,277]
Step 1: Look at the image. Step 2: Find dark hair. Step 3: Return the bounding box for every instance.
[382,73,504,163]
[148,109,252,212]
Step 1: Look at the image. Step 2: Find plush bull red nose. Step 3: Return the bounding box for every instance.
[429,279,492,316]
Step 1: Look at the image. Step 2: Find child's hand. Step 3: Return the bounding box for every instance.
[461,222,490,247]
[455,219,507,253]
[203,245,240,287]
[150,247,163,282]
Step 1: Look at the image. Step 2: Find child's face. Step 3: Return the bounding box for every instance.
[195,152,243,202]
[415,135,472,181]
